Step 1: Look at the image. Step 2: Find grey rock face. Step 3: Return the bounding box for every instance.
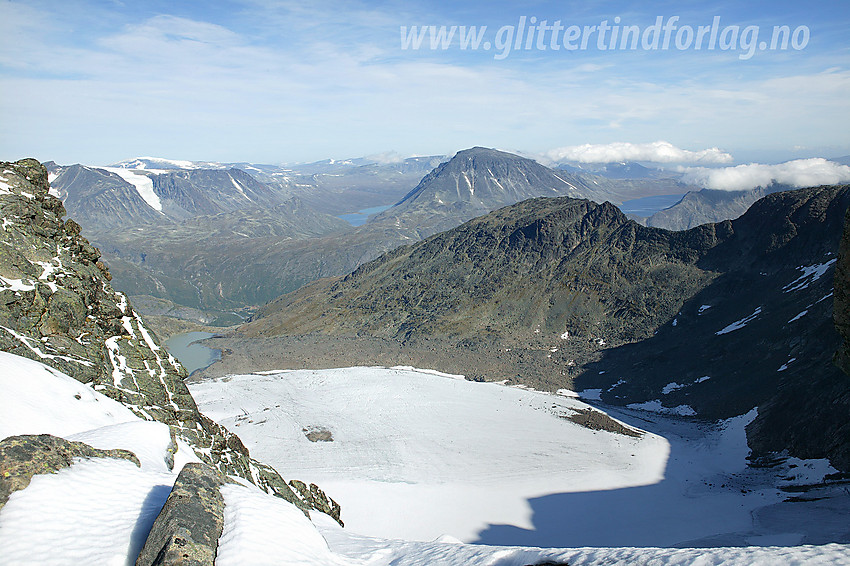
[136,463,229,566]
[0,159,342,521]
[0,434,139,510]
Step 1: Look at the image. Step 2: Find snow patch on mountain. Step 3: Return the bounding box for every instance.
[2,352,849,564]
[716,306,762,335]
[101,167,163,212]
[783,259,837,293]
[626,399,697,416]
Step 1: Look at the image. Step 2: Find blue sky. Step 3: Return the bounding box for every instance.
[1,0,848,165]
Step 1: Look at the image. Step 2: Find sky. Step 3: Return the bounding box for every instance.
[1,0,849,166]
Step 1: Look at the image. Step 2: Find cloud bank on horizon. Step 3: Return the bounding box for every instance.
[681,158,850,191]
[544,141,734,165]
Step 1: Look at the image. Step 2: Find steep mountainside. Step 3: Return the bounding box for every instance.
[229,184,850,470]
[49,162,351,322]
[575,187,850,469]
[0,159,340,519]
[96,197,352,318]
[248,197,718,346]
[51,165,292,229]
[214,148,697,306]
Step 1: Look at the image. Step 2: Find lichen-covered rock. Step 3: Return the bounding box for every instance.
[136,463,229,566]
[0,434,139,510]
[0,159,341,522]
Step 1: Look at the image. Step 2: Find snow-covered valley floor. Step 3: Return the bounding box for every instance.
[189,367,850,555]
[2,354,848,565]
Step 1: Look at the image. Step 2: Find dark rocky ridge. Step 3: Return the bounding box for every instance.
[0,159,341,521]
[227,184,850,470]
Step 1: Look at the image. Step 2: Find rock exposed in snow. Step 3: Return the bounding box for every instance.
[136,462,231,566]
[0,433,139,510]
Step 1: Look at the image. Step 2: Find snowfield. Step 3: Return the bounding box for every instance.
[2,352,849,565]
[190,367,665,543]
[190,367,850,552]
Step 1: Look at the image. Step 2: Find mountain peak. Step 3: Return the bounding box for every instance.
[382,147,603,238]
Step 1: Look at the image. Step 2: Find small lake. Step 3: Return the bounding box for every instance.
[165,331,221,375]
[619,194,686,217]
[338,205,393,226]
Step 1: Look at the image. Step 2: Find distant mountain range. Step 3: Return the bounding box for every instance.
[558,160,679,180]
[44,148,695,323]
[48,164,290,228]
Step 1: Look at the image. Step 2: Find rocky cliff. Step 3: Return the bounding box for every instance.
[0,159,340,522]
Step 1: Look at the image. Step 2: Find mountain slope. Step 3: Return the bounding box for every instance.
[150,168,288,219]
[575,186,850,469]
[51,164,292,228]
[248,196,717,346]
[227,184,850,470]
[211,148,697,307]
[49,162,352,320]
[99,197,353,315]
[47,149,696,327]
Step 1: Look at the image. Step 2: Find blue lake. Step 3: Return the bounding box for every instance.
[338,205,393,226]
[618,194,686,217]
[165,331,221,375]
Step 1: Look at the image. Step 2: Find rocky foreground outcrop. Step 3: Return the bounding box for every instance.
[0,159,340,521]
[0,434,139,510]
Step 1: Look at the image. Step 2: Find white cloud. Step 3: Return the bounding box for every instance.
[681,158,850,191]
[364,151,405,164]
[545,141,734,164]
